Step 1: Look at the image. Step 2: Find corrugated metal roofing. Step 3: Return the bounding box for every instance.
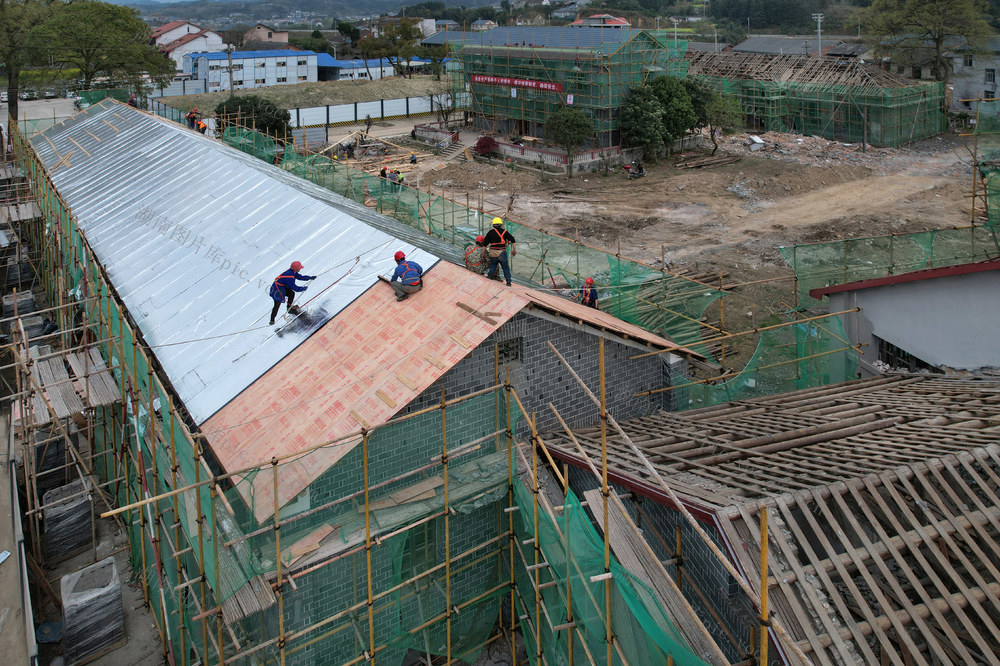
[188,50,317,61]
[30,101,437,424]
[205,261,528,521]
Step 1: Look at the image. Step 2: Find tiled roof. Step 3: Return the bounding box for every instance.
[150,20,190,39]
[161,29,219,53]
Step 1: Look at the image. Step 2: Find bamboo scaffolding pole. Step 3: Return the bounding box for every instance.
[362,428,375,663]
[759,506,770,665]
[442,387,454,664]
[273,458,287,666]
[505,366,517,663]
[546,340,812,665]
[599,340,613,666]
[532,412,543,664]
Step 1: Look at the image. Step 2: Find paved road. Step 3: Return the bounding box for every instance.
[3,98,78,133]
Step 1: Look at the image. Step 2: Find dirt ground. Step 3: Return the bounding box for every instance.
[164,75,448,113]
[410,130,976,367]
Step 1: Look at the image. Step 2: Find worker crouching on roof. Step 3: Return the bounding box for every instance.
[390,251,423,302]
[196,119,207,134]
[185,107,198,129]
[269,261,315,325]
[578,277,599,309]
[485,217,516,286]
[464,235,489,275]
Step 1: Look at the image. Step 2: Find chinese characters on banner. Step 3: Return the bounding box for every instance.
[471,74,564,92]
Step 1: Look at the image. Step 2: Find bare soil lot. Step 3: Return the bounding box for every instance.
[410,131,975,366]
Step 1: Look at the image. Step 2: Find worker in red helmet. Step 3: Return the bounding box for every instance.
[577,277,598,309]
[185,107,198,129]
[464,235,489,275]
[268,261,315,325]
[389,251,423,302]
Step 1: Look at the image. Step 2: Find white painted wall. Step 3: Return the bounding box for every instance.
[829,270,1000,372]
[188,53,318,91]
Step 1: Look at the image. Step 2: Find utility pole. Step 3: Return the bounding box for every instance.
[812,13,824,56]
[226,45,235,94]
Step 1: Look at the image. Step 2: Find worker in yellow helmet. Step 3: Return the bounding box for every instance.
[484,217,516,286]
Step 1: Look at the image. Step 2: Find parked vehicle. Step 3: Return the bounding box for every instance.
[0,91,7,102]
[623,161,646,179]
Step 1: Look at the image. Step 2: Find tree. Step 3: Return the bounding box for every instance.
[682,78,714,130]
[359,19,422,78]
[704,93,743,155]
[420,43,447,81]
[649,76,697,150]
[214,95,291,138]
[545,106,594,177]
[0,0,53,124]
[861,0,991,86]
[337,20,360,45]
[222,23,251,48]
[38,0,173,90]
[620,85,669,160]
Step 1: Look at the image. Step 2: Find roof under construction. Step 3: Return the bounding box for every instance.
[31,100,691,521]
[544,374,1000,665]
[686,50,920,93]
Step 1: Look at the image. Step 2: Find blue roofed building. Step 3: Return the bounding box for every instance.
[183,50,318,91]
[316,54,396,81]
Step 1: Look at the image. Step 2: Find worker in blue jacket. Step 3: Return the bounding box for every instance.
[390,251,423,301]
[269,261,315,324]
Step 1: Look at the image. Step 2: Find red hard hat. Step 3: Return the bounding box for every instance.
[290,261,303,271]
[585,277,594,284]
[475,235,485,243]
[394,251,406,261]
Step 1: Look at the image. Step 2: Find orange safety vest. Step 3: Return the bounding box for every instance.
[399,261,421,285]
[489,229,508,250]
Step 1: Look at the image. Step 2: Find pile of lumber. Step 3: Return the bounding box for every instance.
[674,154,740,169]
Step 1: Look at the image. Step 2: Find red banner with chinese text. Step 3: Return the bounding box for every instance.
[471,74,564,92]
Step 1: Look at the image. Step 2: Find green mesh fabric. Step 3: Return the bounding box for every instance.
[684,313,857,409]
[222,126,280,163]
[974,100,1000,134]
[780,225,1000,309]
[512,481,706,665]
[78,89,130,105]
[691,77,945,147]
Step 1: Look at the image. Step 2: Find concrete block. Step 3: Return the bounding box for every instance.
[61,557,125,665]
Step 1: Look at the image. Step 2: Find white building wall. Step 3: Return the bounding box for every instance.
[951,50,1000,112]
[829,270,1000,372]
[168,34,224,71]
[190,53,317,91]
[154,23,199,46]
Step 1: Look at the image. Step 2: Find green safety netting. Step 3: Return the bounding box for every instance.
[974,99,1000,134]
[511,480,706,665]
[78,88,130,105]
[222,126,281,163]
[691,76,945,147]
[684,313,857,408]
[780,224,1000,309]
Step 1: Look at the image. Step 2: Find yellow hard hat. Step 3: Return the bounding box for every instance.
[492,217,503,226]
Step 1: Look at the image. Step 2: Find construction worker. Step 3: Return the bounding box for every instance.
[390,251,423,301]
[196,119,207,134]
[409,152,417,165]
[578,277,599,309]
[484,217,516,286]
[127,93,138,108]
[269,261,315,325]
[185,107,198,129]
[464,235,489,275]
